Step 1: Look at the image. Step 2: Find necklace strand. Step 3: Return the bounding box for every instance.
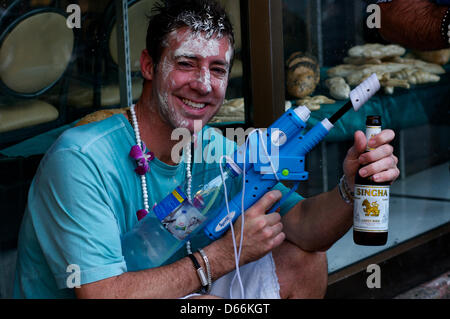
[130,105,149,212]
[129,104,192,254]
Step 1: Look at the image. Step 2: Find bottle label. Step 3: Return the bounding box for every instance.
[366,126,381,151]
[162,202,206,240]
[153,187,206,240]
[353,184,389,232]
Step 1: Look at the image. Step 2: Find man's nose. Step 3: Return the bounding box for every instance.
[190,68,212,95]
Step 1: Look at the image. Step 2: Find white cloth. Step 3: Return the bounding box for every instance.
[182,252,280,299]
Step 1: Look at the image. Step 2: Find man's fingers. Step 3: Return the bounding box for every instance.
[359,144,394,164]
[271,232,286,249]
[367,129,395,149]
[359,155,398,178]
[247,190,282,216]
[271,222,284,237]
[346,131,367,161]
[372,167,400,183]
[265,211,281,226]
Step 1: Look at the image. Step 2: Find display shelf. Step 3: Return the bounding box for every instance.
[291,65,450,143]
[327,162,450,275]
[390,161,449,200]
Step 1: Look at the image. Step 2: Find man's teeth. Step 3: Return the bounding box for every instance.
[182,98,206,109]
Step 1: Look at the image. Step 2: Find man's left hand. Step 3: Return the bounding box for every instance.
[343,129,400,188]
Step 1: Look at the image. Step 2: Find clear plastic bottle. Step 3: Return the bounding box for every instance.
[121,163,240,271]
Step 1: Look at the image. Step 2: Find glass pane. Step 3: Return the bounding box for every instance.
[209,0,246,125]
[0,0,76,148]
[65,0,128,123]
[282,0,450,267]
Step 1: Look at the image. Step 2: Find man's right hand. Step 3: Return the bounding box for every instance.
[218,190,285,265]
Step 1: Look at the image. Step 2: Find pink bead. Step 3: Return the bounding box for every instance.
[136,209,149,221]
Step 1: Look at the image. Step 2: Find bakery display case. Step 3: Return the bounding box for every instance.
[283,0,449,189]
[282,0,449,297]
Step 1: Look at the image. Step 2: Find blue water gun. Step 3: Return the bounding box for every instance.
[204,74,381,240]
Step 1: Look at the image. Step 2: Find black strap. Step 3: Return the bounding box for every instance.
[188,253,201,270]
[188,253,208,290]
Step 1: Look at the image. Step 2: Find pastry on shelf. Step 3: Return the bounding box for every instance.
[286,52,320,99]
[348,43,406,59]
[410,49,450,66]
[325,77,351,100]
[296,95,335,111]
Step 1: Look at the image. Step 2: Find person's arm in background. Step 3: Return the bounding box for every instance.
[378,0,449,50]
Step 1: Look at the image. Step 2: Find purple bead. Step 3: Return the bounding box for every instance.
[134,164,148,176]
[136,209,148,221]
[129,145,143,160]
[193,195,204,209]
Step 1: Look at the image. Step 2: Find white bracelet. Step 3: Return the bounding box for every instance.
[198,248,212,294]
[338,175,354,205]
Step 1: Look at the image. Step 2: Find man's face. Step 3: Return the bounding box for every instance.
[152,26,233,133]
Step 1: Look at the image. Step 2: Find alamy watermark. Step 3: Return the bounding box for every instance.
[366,4,381,29]
[170,120,281,171]
[66,4,81,29]
[366,264,381,289]
[66,264,81,288]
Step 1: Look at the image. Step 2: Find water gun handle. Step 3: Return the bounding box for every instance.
[204,169,277,239]
[204,119,333,240]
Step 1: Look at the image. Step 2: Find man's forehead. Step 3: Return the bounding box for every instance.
[166,27,232,60]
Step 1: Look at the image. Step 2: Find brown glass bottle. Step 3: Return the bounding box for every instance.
[353,115,390,246]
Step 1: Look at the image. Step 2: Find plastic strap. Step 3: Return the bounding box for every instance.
[268,181,301,214]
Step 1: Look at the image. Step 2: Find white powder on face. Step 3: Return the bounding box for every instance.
[225,43,233,65]
[200,66,212,93]
[172,31,220,93]
[174,32,220,59]
[156,57,176,123]
[218,76,227,91]
[158,90,189,129]
[159,55,174,82]
[158,91,170,118]
[154,29,231,130]
[157,54,189,127]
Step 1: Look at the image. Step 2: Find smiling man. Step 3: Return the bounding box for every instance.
[134,23,233,165]
[14,0,399,299]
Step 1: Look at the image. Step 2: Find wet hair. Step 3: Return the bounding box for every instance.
[146,0,235,71]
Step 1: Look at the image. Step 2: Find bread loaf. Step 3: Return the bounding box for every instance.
[286,52,320,98]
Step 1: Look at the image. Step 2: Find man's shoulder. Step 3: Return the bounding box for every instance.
[50,114,131,155]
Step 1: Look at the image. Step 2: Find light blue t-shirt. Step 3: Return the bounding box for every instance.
[13,114,303,298]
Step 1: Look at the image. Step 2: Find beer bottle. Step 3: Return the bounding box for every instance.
[353,115,390,246]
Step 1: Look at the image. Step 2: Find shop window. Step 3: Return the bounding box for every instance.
[282,0,450,274]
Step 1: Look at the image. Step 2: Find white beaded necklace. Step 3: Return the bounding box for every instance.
[129,104,193,252]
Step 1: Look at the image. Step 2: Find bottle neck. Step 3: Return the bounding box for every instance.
[225,161,242,177]
[356,124,390,186]
[365,125,381,152]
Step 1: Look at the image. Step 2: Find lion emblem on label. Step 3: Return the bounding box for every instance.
[362,199,380,217]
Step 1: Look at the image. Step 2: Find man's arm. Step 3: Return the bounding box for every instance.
[281,130,399,252]
[75,239,232,299]
[75,191,285,298]
[378,0,449,50]
[281,186,353,252]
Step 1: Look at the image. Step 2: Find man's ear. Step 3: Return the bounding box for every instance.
[140,49,154,81]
